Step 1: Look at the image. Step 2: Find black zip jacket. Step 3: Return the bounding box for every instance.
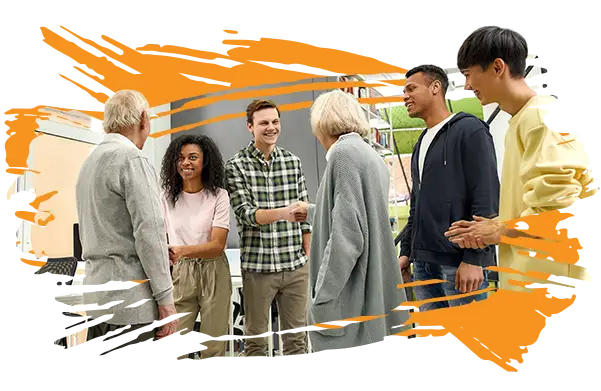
[399,112,499,268]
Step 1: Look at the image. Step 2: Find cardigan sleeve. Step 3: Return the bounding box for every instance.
[312,191,364,307]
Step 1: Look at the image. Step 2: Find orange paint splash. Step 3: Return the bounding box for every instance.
[4,108,46,174]
[37,212,56,227]
[157,80,386,119]
[501,210,582,272]
[314,323,344,329]
[558,139,576,145]
[39,27,409,121]
[398,279,446,289]
[151,101,312,138]
[15,211,36,224]
[486,266,551,280]
[21,258,46,267]
[344,315,386,322]
[508,280,534,287]
[396,288,575,371]
[401,287,496,309]
[4,27,595,371]
[30,190,58,209]
[14,191,59,227]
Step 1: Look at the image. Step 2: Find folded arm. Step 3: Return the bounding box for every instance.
[520,124,594,216]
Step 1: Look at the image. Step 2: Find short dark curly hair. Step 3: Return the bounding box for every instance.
[405,64,449,97]
[160,134,225,207]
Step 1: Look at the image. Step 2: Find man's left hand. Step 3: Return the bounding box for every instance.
[455,262,484,293]
[445,216,501,249]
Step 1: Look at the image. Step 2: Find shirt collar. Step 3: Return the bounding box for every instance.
[102,133,139,149]
[247,140,280,161]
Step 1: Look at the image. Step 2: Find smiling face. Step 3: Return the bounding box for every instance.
[178,144,203,182]
[248,107,281,147]
[403,72,439,119]
[461,59,505,106]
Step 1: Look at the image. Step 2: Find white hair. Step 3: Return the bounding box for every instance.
[103,90,149,133]
[310,89,369,138]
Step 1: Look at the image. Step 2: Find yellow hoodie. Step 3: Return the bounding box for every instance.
[498,95,595,290]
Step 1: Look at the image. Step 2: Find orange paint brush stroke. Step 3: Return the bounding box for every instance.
[30,190,58,209]
[501,210,582,267]
[487,265,551,280]
[151,101,313,138]
[558,139,576,145]
[5,28,594,372]
[15,211,36,224]
[314,324,344,329]
[36,213,56,227]
[42,27,406,109]
[401,287,496,309]
[507,280,534,287]
[344,315,386,322]
[4,109,47,174]
[399,288,574,371]
[21,258,46,267]
[398,279,446,289]
[159,80,387,119]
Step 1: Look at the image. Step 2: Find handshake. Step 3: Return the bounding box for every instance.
[282,201,309,223]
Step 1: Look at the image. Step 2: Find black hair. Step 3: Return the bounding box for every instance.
[405,65,449,97]
[160,134,225,207]
[457,26,528,78]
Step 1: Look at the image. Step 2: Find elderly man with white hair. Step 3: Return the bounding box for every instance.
[76,90,177,354]
[290,89,408,352]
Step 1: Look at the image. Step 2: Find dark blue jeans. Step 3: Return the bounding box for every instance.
[412,261,489,312]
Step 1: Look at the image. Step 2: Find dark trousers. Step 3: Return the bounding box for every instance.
[87,319,159,360]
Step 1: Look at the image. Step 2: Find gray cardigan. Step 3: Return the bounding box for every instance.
[76,133,174,325]
[307,133,408,351]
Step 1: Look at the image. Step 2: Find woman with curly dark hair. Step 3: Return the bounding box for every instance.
[160,134,232,359]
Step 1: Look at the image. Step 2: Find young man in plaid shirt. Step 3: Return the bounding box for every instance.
[225,100,311,356]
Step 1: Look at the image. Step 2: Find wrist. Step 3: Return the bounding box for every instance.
[496,221,508,237]
[180,246,192,259]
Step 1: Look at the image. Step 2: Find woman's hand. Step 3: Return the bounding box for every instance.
[168,245,187,264]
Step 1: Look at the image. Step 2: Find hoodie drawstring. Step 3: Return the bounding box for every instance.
[443,130,448,166]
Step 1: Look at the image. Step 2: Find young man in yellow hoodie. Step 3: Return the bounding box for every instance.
[444,26,595,291]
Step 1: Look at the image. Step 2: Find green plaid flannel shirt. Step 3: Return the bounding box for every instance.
[225,142,312,273]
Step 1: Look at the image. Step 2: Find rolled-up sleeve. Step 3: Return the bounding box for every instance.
[225,160,259,227]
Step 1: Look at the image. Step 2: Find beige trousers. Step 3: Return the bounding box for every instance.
[173,253,232,359]
[241,262,309,356]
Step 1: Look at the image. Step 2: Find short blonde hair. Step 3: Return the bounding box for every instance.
[103,90,149,133]
[310,89,369,138]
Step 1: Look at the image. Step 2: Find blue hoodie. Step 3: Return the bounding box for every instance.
[399,112,499,268]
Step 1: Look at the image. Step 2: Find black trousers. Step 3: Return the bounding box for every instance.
[87,318,159,360]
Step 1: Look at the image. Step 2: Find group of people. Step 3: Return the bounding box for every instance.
[75,25,593,358]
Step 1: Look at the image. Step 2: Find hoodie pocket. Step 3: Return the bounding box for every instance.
[416,202,460,254]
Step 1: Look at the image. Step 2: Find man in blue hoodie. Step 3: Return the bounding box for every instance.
[398,65,499,311]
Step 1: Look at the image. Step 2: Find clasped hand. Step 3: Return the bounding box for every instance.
[283,201,309,223]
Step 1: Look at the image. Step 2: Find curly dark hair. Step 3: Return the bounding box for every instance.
[160,134,225,207]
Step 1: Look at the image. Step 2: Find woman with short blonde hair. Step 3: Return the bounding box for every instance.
[292,89,407,352]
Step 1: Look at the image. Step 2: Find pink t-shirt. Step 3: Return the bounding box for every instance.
[161,188,230,246]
